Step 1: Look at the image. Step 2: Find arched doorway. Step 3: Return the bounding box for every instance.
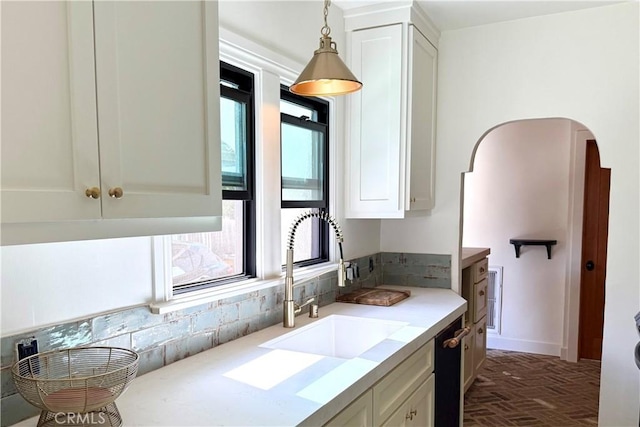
[460,118,608,362]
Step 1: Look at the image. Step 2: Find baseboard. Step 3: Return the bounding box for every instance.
[487,336,561,356]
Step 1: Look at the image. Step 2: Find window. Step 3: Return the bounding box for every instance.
[171,62,256,294]
[280,87,329,266]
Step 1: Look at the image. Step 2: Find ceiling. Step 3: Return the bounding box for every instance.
[332,0,628,31]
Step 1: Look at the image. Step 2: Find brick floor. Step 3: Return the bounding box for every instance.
[464,349,600,427]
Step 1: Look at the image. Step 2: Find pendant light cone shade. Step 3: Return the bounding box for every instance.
[290,35,362,96]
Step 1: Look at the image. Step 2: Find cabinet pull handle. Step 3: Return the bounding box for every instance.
[443,326,471,348]
[464,344,469,350]
[405,409,417,420]
[109,187,124,199]
[479,290,485,296]
[478,327,484,334]
[85,187,101,199]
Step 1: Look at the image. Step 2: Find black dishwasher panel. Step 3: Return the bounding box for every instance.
[434,316,463,427]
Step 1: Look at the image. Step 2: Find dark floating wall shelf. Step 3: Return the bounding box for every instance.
[509,239,557,259]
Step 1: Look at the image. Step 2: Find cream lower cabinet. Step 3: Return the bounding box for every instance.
[462,328,476,392]
[345,20,437,218]
[381,375,435,427]
[325,340,435,427]
[1,1,221,244]
[462,256,489,392]
[325,390,373,427]
[474,318,487,373]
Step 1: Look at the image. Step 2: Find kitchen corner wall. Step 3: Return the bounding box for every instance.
[378,3,639,425]
[0,251,450,426]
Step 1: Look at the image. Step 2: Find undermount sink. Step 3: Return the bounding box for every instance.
[260,314,408,359]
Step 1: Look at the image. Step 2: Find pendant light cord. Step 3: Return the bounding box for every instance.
[321,0,331,37]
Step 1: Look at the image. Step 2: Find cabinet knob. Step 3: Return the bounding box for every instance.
[479,290,485,296]
[478,327,484,334]
[109,187,124,199]
[464,344,470,351]
[85,187,101,199]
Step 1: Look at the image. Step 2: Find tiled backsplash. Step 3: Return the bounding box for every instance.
[1,252,449,426]
[381,252,451,288]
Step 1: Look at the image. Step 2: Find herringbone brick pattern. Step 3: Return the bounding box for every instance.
[464,349,600,426]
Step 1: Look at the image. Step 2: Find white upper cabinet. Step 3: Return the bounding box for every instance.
[406,26,437,212]
[346,24,404,218]
[93,1,220,220]
[1,2,101,223]
[344,5,438,218]
[1,1,222,244]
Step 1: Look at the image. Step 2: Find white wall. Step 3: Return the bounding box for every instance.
[463,119,572,356]
[219,1,331,68]
[0,0,381,335]
[219,0,382,261]
[0,237,153,335]
[381,3,640,425]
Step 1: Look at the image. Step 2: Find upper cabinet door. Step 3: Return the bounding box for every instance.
[406,27,437,211]
[93,1,221,219]
[1,1,101,223]
[345,20,438,219]
[346,24,404,218]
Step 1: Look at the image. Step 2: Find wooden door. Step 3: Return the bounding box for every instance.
[93,1,221,219]
[1,1,101,223]
[578,139,610,360]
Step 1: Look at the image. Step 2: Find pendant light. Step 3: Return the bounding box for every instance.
[290,0,362,97]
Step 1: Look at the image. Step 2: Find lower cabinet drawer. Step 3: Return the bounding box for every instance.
[472,257,489,283]
[380,374,435,427]
[473,278,488,322]
[373,340,434,426]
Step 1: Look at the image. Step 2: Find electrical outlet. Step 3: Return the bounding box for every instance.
[346,262,356,281]
[16,338,38,361]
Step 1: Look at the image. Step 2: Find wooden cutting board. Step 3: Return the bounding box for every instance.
[336,288,411,307]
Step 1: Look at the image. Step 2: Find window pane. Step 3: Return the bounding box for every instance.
[172,200,244,287]
[281,99,316,120]
[221,96,247,191]
[281,122,324,201]
[281,208,321,264]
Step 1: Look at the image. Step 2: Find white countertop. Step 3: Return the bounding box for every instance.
[14,287,466,427]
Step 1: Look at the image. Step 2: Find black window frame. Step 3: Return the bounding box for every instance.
[280,86,330,267]
[172,61,256,295]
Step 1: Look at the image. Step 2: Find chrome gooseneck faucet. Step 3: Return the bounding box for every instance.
[284,211,346,327]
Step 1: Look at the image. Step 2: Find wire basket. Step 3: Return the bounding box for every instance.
[12,347,139,427]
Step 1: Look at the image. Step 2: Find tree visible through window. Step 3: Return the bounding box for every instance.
[171,62,256,294]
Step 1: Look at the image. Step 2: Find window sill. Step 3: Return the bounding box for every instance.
[149,262,339,314]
